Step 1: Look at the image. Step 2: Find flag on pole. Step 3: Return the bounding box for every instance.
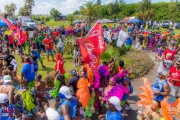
[0,16,18,30]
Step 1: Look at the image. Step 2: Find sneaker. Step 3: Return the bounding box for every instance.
[125,105,133,110]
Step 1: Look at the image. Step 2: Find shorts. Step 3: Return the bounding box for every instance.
[46,49,53,56]
[9,44,13,48]
[58,47,63,53]
[107,38,112,43]
[168,81,180,97]
[18,44,24,54]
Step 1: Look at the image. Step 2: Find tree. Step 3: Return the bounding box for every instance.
[97,0,101,5]
[67,14,75,24]
[50,8,61,20]
[119,0,126,4]
[4,3,17,17]
[24,0,35,16]
[141,0,151,12]
[80,1,97,25]
[19,6,28,16]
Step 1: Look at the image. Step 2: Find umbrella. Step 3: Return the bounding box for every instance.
[128,19,143,24]
[0,21,7,27]
[98,19,115,23]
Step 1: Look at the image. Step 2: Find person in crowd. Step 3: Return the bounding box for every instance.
[21,57,36,88]
[167,58,180,98]
[126,35,133,50]
[68,69,80,94]
[163,43,176,62]
[54,54,65,78]
[136,32,144,50]
[57,34,64,56]
[98,96,124,120]
[73,41,80,67]
[3,49,15,68]
[8,34,14,54]
[152,71,169,102]
[42,33,55,62]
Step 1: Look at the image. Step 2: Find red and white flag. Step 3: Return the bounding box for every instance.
[87,21,106,54]
[78,35,100,69]
[0,16,18,30]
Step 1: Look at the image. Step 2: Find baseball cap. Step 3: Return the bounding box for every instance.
[71,69,77,76]
[0,93,8,104]
[59,86,72,99]
[46,108,60,120]
[161,71,168,76]
[3,75,12,83]
[109,96,122,111]
[56,54,62,59]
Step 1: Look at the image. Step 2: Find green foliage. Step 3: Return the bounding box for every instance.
[4,3,17,17]
[67,14,75,24]
[63,36,76,54]
[50,8,61,20]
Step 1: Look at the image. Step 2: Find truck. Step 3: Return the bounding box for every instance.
[18,16,37,30]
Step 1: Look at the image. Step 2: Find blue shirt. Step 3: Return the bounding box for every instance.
[106,110,123,120]
[58,97,77,120]
[21,63,35,82]
[152,78,167,101]
[31,51,40,59]
[126,38,132,45]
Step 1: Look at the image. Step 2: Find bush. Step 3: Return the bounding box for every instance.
[44,71,55,87]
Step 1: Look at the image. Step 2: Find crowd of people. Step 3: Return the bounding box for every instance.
[0,20,180,120]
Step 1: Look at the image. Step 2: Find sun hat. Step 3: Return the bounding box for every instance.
[3,75,12,83]
[109,96,122,111]
[0,93,8,104]
[161,71,168,76]
[59,86,72,99]
[46,108,60,120]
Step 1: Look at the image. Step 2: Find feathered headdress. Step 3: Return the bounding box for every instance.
[98,64,110,79]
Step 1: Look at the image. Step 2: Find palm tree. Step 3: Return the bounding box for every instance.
[25,0,35,16]
[67,14,75,25]
[4,3,17,17]
[81,1,97,25]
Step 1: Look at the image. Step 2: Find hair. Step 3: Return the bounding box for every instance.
[36,74,42,80]
[2,69,11,76]
[21,79,28,87]
[119,60,124,67]
[31,55,37,61]
[103,61,108,66]
[7,65,14,71]
[56,74,65,85]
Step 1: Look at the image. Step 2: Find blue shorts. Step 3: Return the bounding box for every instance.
[58,47,63,53]
[46,49,53,56]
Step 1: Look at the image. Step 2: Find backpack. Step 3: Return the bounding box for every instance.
[18,89,36,112]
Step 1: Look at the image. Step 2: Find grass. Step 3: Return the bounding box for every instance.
[15,52,74,79]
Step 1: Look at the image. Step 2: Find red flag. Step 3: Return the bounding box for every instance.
[0,16,18,30]
[87,21,106,53]
[78,35,100,69]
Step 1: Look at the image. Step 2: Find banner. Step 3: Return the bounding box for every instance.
[78,35,100,69]
[117,30,128,47]
[87,21,106,54]
[0,16,18,30]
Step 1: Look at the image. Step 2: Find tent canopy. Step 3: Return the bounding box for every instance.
[98,19,115,23]
[127,19,143,24]
[0,21,7,27]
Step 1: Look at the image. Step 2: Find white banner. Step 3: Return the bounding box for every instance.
[117,30,128,47]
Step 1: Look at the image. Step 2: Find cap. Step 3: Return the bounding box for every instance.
[161,71,168,76]
[0,93,8,103]
[59,86,72,99]
[71,69,77,76]
[3,75,12,83]
[56,54,62,60]
[46,108,60,120]
[109,96,122,111]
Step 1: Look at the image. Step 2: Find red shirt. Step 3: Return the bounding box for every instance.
[53,31,59,37]
[42,38,54,50]
[164,49,176,61]
[169,66,180,86]
[55,59,65,74]
[118,67,128,74]
[8,36,14,44]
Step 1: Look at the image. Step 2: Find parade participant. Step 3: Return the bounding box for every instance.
[163,43,176,61]
[108,57,116,76]
[57,34,64,56]
[35,74,46,95]
[152,71,169,102]
[8,34,14,54]
[68,69,80,94]
[31,55,38,74]
[57,86,78,120]
[136,32,144,50]
[118,60,132,75]
[3,49,15,68]
[126,35,133,50]
[98,96,124,120]
[42,33,55,62]
[73,40,80,67]
[54,54,65,78]
[167,58,180,98]
[21,57,36,88]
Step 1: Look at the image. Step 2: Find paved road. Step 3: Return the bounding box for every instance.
[35,51,159,120]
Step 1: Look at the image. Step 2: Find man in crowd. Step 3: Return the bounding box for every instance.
[42,34,55,62]
[54,54,65,78]
[68,69,80,94]
[167,58,180,98]
[3,49,15,68]
[21,57,36,88]
[136,32,144,50]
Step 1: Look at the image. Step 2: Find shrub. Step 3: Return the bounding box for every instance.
[44,71,55,87]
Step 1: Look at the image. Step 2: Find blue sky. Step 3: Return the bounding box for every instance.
[0,0,170,15]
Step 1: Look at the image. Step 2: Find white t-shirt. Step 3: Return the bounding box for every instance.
[58,38,63,47]
[158,59,172,73]
[104,31,108,38]
[10,59,17,71]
